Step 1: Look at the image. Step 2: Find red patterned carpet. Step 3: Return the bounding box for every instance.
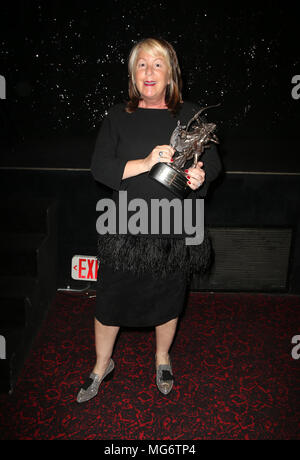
[0,291,299,440]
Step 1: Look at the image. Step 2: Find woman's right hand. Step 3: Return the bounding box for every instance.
[143,145,175,171]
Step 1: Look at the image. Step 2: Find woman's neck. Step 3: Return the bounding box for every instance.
[138,98,168,109]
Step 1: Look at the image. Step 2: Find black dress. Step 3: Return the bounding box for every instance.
[90,102,222,327]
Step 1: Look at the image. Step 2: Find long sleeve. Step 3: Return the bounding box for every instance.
[90,109,128,191]
[191,143,222,198]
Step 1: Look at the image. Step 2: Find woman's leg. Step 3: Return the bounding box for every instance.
[155,317,178,367]
[93,317,120,376]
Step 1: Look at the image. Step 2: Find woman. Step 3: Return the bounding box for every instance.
[77,37,222,403]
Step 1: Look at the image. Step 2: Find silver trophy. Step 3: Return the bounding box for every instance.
[149,104,220,198]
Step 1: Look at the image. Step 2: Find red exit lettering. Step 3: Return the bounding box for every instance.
[79,258,86,278]
[78,258,98,279]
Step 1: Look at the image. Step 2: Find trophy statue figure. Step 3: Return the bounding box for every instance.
[148,104,220,199]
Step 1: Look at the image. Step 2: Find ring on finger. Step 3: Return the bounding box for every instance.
[159,151,164,158]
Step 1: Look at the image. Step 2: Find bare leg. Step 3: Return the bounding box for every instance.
[155,317,178,367]
[93,317,120,377]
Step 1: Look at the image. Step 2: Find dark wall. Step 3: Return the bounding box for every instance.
[1,169,299,293]
[1,2,299,171]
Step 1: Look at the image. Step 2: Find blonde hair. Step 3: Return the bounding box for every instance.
[126,38,183,115]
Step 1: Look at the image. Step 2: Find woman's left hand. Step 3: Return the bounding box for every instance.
[185,161,205,190]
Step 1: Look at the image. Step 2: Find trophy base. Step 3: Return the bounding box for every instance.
[148,163,190,199]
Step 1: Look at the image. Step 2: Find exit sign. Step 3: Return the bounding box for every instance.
[72,255,99,281]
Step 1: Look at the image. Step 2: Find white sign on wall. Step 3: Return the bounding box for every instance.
[72,255,99,281]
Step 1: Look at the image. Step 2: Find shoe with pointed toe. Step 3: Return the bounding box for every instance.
[76,359,115,403]
[156,356,174,395]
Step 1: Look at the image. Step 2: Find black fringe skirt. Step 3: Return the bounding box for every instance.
[96,229,212,281]
[94,231,212,328]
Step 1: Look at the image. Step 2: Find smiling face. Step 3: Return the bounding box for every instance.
[134,49,171,107]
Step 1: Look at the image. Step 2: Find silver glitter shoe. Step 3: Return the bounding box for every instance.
[156,356,174,395]
[76,359,115,403]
